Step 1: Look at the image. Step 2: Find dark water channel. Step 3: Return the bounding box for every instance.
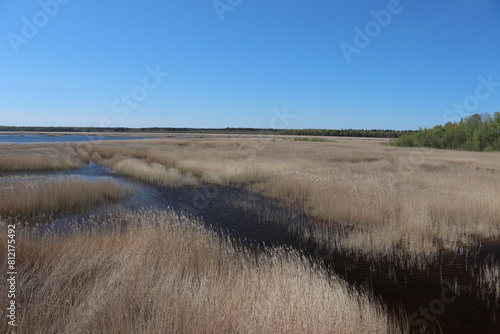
[6,163,500,334]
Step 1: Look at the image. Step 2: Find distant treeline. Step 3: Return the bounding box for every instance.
[0,126,413,138]
[279,129,412,138]
[0,126,279,134]
[392,112,500,151]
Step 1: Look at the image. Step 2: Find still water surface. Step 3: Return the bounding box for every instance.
[0,134,152,144]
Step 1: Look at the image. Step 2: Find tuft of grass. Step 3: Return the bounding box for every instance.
[479,256,500,300]
[0,145,84,172]
[111,157,198,187]
[0,210,409,334]
[0,175,133,217]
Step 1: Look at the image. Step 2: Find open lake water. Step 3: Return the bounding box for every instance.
[0,134,153,144]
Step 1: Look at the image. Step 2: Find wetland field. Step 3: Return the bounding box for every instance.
[1,133,499,334]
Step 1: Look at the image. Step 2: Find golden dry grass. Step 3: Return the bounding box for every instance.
[0,144,84,172]
[3,137,499,300]
[111,157,198,187]
[0,175,133,217]
[0,211,408,334]
[72,137,500,261]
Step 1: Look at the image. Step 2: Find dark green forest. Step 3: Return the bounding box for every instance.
[392,112,500,151]
[279,128,411,138]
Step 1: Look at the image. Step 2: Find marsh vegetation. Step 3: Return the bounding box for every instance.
[0,211,407,334]
[0,144,84,172]
[64,137,500,260]
[0,175,133,217]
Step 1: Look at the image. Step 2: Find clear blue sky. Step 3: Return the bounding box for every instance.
[1,0,499,130]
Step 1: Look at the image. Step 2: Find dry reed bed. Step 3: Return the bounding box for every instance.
[0,175,133,217]
[111,157,198,187]
[0,144,84,172]
[74,138,500,261]
[0,211,409,334]
[3,139,499,291]
[260,165,500,259]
